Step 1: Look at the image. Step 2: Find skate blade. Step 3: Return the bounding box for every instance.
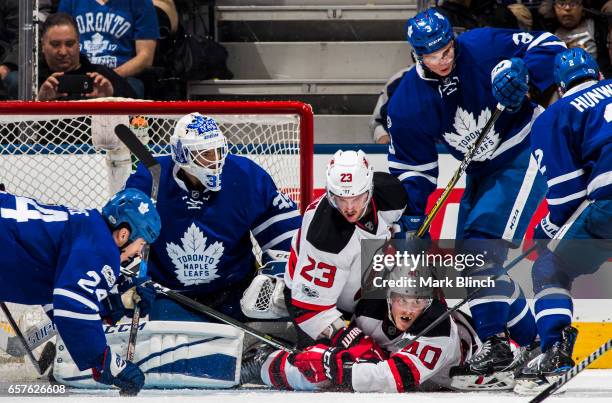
[451,371,515,391]
[514,375,564,395]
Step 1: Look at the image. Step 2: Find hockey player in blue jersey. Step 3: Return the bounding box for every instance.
[387,9,567,386]
[125,113,301,322]
[0,188,161,394]
[514,48,611,394]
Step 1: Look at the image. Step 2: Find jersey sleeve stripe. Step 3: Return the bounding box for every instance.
[252,210,301,236]
[259,229,298,252]
[547,168,585,188]
[269,351,292,390]
[587,171,612,195]
[291,298,336,312]
[389,354,420,391]
[388,161,438,172]
[526,32,558,50]
[397,171,437,185]
[294,310,319,325]
[53,309,100,321]
[546,189,587,205]
[387,359,405,392]
[53,288,99,312]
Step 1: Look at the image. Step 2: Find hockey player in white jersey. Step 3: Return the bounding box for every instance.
[260,264,483,392]
[282,150,407,348]
[0,188,161,395]
[514,48,612,394]
[387,9,568,383]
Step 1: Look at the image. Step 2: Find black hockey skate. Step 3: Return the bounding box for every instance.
[449,334,516,390]
[514,326,578,395]
[240,344,275,385]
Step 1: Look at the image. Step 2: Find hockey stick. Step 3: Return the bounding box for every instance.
[118,262,297,354]
[393,243,536,350]
[0,303,56,375]
[114,124,161,368]
[415,104,505,238]
[529,338,612,403]
[0,317,56,357]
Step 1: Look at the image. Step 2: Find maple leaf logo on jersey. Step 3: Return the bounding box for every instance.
[166,224,224,286]
[443,107,501,161]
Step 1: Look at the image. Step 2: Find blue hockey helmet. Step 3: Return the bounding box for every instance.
[554,48,600,91]
[102,188,161,244]
[406,9,453,56]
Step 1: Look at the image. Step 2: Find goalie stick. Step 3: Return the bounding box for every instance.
[529,338,612,403]
[114,124,161,385]
[0,303,55,375]
[119,261,297,354]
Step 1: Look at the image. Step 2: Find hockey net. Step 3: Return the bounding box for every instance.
[0,100,313,368]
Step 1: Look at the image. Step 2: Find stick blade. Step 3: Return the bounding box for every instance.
[114,124,158,168]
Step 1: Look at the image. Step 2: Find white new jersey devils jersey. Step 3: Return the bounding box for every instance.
[351,299,479,392]
[284,172,407,340]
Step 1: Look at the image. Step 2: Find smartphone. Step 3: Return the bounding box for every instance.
[57,74,94,94]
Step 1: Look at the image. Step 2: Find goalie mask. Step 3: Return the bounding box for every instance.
[170,113,229,192]
[326,150,374,222]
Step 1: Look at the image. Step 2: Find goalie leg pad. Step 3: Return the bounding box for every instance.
[53,321,244,389]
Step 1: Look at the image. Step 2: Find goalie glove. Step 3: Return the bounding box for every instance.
[241,261,288,319]
[92,345,145,395]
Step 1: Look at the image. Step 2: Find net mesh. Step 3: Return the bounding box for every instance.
[0,111,303,210]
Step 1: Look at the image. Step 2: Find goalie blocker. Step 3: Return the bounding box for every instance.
[54,320,244,389]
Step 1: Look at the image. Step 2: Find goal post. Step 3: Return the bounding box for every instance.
[0,100,314,212]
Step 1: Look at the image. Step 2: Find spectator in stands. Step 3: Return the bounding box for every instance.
[58,0,159,98]
[38,13,135,101]
[370,67,412,144]
[0,0,19,99]
[554,0,599,58]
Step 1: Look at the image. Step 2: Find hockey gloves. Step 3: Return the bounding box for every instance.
[288,344,353,387]
[491,57,529,113]
[92,345,145,395]
[100,275,156,325]
[118,275,157,318]
[393,215,426,239]
[330,324,386,362]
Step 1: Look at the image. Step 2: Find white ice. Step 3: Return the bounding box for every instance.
[1,367,611,403]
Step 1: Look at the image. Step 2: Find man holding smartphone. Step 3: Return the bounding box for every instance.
[38,13,135,101]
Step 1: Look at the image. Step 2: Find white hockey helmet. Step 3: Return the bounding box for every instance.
[170,113,229,192]
[326,150,374,218]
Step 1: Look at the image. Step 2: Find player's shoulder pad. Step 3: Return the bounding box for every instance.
[372,172,408,212]
[408,299,451,338]
[306,196,356,255]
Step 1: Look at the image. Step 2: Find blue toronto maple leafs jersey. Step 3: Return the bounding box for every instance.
[58,0,159,69]
[0,191,121,370]
[530,79,612,232]
[125,154,302,296]
[387,28,566,215]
